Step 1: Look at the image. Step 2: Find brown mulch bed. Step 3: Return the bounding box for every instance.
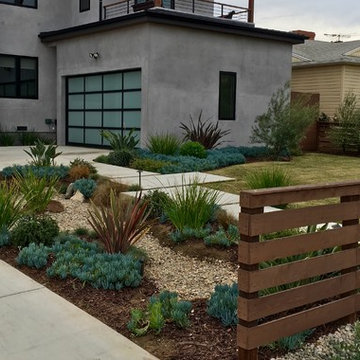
[1,245,355,360]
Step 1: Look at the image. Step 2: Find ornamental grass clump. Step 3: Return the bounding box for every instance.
[14,169,58,213]
[0,182,24,234]
[88,190,150,254]
[162,180,219,232]
[146,133,181,155]
[245,167,294,190]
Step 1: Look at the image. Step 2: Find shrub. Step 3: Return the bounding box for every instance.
[93,154,109,164]
[180,111,230,149]
[69,157,97,174]
[101,129,139,151]
[19,132,43,146]
[0,227,10,247]
[146,133,181,155]
[11,215,59,247]
[73,227,90,237]
[91,179,128,207]
[270,329,313,352]
[14,169,58,213]
[329,322,360,360]
[1,165,69,179]
[0,132,16,146]
[162,181,219,231]
[127,184,142,191]
[245,167,294,190]
[136,147,246,174]
[142,190,170,220]
[68,165,90,181]
[179,141,207,158]
[0,182,24,232]
[17,243,50,269]
[250,83,317,158]
[329,93,360,152]
[24,140,62,166]
[88,190,150,254]
[73,178,97,199]
[108,149,135,167]
[215,208,238,230]
[130,158,171,173]
[38,235,143,290]
[207,283,238,326]
[204,225,239,247]
[128,291,192,336]
[170,226,211,243]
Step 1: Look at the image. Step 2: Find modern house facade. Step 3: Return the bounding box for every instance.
[0,0,304,147]
[292,39,360,116]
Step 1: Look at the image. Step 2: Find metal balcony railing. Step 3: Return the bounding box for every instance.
[103,0,250,22]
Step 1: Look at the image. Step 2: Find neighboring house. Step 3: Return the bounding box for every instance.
[0,0,304,147]
[292,39,360,116]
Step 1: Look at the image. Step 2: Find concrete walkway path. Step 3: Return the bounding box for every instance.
[0,260,157,360]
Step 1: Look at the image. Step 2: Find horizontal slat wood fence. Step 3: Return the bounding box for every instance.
[238,181,360,360]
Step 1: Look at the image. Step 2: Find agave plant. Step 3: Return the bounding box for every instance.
[24,139,62,166]
[180,111,230,149]
[101,129,139,151]
[88,190,150,254]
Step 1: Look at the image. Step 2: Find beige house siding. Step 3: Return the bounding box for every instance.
[343,65,360,100]
[291,65,343,116]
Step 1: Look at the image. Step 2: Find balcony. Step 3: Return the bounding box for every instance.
[103,0,253,22]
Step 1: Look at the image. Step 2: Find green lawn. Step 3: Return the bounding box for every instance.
[206,152,360,195]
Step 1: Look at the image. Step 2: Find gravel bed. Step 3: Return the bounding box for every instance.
[273,323,356,360]
[48,196,238,300]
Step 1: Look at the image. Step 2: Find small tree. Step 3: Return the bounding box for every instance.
[250,84,317,158]
[329,93,360,152]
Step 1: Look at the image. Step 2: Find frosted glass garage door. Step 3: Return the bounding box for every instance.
[66,70,141,146]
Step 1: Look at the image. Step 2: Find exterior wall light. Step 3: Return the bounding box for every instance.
[89,52,100,59]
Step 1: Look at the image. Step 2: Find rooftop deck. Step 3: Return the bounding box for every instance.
[102,0,252,22]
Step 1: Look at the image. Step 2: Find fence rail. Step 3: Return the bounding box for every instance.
[238,181,360,359]
[103,0,249,21]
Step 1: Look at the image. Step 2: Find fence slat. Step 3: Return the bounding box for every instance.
[238,248,359,293]
[240,181,360,208]
[238,225,359,264]
[239,202,360,236]
[238,271,360,322]
[238,294,358,350]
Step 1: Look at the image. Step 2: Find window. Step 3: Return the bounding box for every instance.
[0,0,37,8]
[219,71,236,120]
[0,54,38,99]
[79,0,90,12]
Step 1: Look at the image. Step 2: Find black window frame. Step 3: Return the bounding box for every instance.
[0,53,38,99]
[79,0,90,12]
[218,71,236,120]
[0,0,37,8]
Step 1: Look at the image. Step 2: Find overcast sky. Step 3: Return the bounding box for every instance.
[251,0,360,41]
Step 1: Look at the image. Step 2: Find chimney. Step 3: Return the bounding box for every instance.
[292,30,316,40]
[248,0,254,23]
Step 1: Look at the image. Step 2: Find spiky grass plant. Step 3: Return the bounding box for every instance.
[88,191,150,254]
[0,181,25,232]
[146,133,181,155]
[162,180,219,231]
[245,167,294,190]
[14,169,58,213]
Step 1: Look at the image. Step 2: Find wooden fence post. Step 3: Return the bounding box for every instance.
[341,195,360,323]
[238,206,263,360]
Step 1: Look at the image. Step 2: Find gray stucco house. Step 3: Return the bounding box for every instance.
[0,0,304,147]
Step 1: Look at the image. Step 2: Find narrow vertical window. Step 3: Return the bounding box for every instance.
[79,0,90,12]
[219,71,236,120]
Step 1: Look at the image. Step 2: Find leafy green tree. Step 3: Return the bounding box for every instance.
[250,83,317,158]
[329,92,360,152]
